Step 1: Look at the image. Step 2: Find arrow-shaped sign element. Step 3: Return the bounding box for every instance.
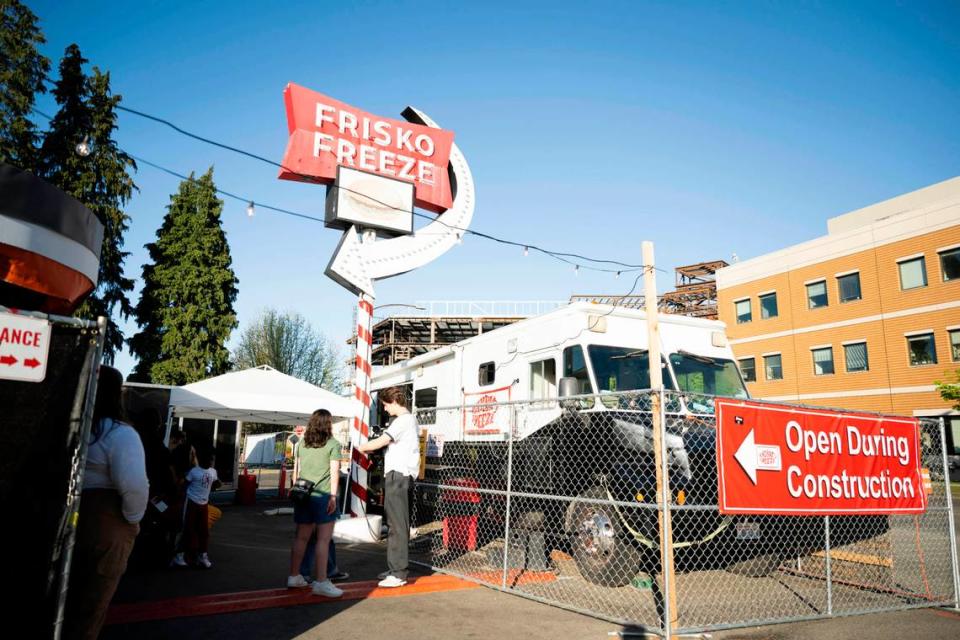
[0,355,17,366]
[734,428,783,485]
[23,358,41,369]
[325,106,476,298]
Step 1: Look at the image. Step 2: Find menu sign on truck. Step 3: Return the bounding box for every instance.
[716,399,927,516]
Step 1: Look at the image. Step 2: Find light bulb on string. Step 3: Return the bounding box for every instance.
[523,246,529,257]
[246,201,255,217]
[616,271,620,279]
[456,233,462,244]
[75,135,91,157]
[574,264,580,276]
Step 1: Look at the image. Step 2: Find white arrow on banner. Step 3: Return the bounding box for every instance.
[325,106,476,298]
[734,428,783,485]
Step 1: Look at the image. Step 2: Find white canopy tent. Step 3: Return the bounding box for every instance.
[168,365,354,425]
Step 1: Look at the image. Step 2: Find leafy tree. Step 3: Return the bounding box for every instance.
[234,309,343,391]
[129,169,239,385]
[936,369,960,411]
[38,45,136,363]
[0,0,50,172]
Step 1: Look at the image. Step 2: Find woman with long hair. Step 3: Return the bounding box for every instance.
[64,366,149,640]
[286,409,344,598]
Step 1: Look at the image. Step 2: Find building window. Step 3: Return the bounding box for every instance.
[844,342,869,373]
[806,280,828,309]
[898,256,927,290]
[759,292,778,319]
[529,358,557,400]
[812,347,834,376]
[735,299,752,324]
[907,333,937,366]
[950,329,960,362]
[940,247,960,282]
[837,272,862,303]
[738,357,756,382]
[764,354,783,381]
[478,361,495,386]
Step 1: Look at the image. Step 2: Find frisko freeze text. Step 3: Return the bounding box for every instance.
[313,102,438,186]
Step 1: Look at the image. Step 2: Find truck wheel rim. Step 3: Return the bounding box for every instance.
[578,511,615,557]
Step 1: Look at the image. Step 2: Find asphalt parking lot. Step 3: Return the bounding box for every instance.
[99,496,960,640]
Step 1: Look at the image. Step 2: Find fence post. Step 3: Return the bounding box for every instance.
[644,241,677,637]
[939,417,960,610]
[824,515,833,616]
[501,406,515,590]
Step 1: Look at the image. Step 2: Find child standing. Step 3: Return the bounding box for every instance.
[173,448,221,568]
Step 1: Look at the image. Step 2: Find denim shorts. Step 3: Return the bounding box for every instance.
[293,493,337,525]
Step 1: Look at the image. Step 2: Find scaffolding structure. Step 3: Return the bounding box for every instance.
[570,259,728,320]
[358,301,566,367]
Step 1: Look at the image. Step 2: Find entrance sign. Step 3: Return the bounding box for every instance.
[716,399,926,516]
[0,311,51,382]
[279,83,455,213]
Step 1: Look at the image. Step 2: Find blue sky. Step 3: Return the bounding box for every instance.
[28,1,960,378]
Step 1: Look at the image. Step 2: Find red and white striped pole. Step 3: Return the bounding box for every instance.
[349,293,374,516]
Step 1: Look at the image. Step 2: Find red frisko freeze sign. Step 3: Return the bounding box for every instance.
[279,83,455,212]
[716,399,926,516]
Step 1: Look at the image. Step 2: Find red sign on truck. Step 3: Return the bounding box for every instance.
[716,399,926,516]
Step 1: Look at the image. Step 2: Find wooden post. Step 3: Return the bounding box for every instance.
[643,240,678,637]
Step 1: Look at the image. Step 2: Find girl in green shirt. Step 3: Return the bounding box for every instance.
[287,409,344,598]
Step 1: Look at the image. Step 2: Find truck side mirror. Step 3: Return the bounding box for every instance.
[558,377,579,399]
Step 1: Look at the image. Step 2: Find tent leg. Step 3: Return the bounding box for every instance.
[163,406,174,446]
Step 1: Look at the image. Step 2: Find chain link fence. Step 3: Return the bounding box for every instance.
[407,390,960,635]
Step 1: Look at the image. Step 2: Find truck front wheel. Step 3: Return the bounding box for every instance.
[568,486,642,587]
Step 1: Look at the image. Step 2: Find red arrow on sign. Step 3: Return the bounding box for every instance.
[24,358,41,369]
[0,354,18,366]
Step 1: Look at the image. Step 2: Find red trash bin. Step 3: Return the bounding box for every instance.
[441,478,480,551]
[236,471,258,505]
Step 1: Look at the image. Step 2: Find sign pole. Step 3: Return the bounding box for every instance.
[347,286,375,517]
[643,241,678,637]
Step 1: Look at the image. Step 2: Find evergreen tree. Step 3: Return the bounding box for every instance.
[0,0,50,172]
[39,46,136,363]
[129,169,239,385]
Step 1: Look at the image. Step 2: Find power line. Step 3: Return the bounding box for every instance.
[109,104,656,273]
[31,105,659,274]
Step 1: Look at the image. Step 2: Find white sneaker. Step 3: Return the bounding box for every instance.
[198,553,212,569]
[171,553,188,567]
[311,580,344,598]
[287,574,310,588]
[377,575,407,588]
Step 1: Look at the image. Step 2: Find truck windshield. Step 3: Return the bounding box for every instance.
[587,346,675,392]
[668,351,748,398]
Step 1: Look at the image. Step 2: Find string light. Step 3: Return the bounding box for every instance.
[574,264,579,276]
[456,233,463,244]
[523,246,529,257]
[75,135,91,157]
[616,271,620,279]
[246,201,255,217]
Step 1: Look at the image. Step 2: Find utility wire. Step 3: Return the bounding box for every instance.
[109,104,657,273]
[32,106,659,274]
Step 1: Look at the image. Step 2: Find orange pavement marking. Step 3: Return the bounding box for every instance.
[105,571,553,625]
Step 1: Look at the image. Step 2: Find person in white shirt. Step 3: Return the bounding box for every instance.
[358,386,420,588]
[172,448,221,568]
[65,366,148,640]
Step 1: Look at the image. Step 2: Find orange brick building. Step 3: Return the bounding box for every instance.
[716,177,960,456]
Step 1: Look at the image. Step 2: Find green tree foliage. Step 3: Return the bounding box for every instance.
[234,308,343,391]
[936,369,960,411]
[129,169,239,385]
[38,45,136,362]
[0,0,50,172]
